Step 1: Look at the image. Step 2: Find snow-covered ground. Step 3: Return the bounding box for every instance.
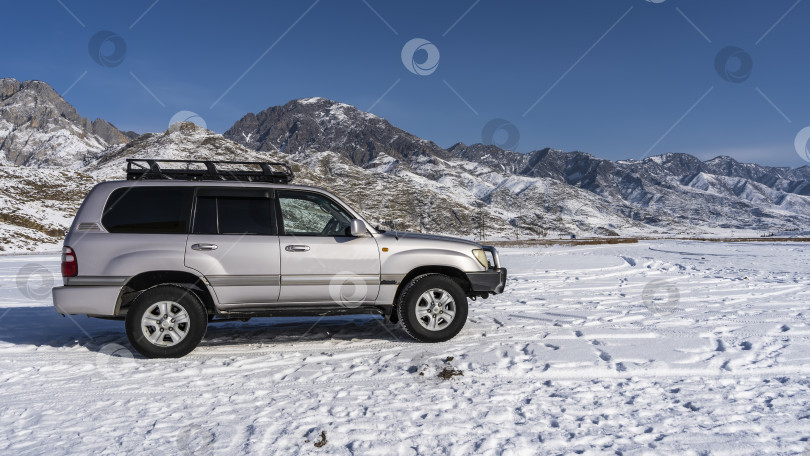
[1,241,809,455]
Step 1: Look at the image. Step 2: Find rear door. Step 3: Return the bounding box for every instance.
[184,188,281,308]
[276,190,380,305]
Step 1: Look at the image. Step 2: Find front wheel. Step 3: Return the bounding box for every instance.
[125,285,208,358]
[397,274,468,342]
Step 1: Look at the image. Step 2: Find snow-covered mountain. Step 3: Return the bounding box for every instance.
[0,78,133,168]
[225,97,810,234]
[1,81,809,252]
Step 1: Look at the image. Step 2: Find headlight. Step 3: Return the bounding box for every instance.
[472,249,489,268]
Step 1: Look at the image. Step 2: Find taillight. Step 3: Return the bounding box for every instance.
[61,246,78,277]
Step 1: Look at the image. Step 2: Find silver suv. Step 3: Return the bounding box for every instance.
[52,159,507,358]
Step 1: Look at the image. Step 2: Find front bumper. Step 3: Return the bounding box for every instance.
[466,268,507,295]
[52,286,120,316]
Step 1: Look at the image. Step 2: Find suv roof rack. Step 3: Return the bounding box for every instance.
[126,158,294,184]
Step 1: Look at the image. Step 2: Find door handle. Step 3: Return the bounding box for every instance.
[191,243,218,251]
[285,245,310,252]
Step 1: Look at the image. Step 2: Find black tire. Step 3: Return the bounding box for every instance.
[125,284,208,358]
[397,274,468,342]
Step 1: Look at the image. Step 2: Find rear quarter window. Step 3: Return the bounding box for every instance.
[102,187,193,234]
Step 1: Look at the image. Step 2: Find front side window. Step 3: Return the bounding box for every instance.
[192,192,274,235]
[102,187,193,234]
[278,191,352,236]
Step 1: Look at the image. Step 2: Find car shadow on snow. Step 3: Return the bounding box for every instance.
[0,306,125,349]
[201,315,410,347]
[0,307,409,354]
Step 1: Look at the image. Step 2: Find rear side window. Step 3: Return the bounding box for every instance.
[192,194,274,235]
[102,187,193,234]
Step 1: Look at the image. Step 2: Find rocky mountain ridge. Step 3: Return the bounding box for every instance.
[0,80,808,252]
[224,97,810,233]
[0,78,132,168]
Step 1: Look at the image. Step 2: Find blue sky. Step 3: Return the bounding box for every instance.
[3,0,808,166]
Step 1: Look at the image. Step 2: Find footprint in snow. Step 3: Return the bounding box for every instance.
[620,256,636,266]
[682,402,700,411]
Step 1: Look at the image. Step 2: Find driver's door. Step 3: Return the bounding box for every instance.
[276,190,380,305]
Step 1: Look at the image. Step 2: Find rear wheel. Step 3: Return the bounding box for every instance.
[397,274,468,342]
[125,285,208,358]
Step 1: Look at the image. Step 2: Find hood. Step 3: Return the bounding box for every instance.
[379,230,481,247]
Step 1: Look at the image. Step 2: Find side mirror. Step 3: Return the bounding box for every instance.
[350,219,367,237]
